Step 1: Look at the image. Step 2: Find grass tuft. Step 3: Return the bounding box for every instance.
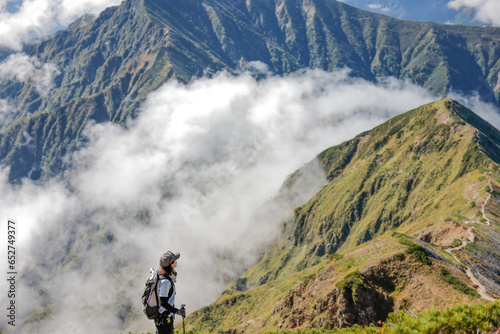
[397,237,432,265]
[440,267,479,297]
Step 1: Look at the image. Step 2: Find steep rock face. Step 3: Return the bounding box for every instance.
[1,0,500,180]
[275,266,393,329]
[271,251,480,332]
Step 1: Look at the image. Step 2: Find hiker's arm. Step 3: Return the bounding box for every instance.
[158,279,178,315]
[159,297,178,315]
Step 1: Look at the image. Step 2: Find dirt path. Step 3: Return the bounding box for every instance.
[444,180,496,301]
[480,181,493,226]
[446,230,494,300]
[467,268,496,301]
[445,227,474,261]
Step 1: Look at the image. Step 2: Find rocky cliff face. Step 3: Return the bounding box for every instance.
[274,265,393,330]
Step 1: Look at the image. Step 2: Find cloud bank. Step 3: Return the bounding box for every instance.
[0,98,14,123]
[0,53,59,94]
[0,67,481,333]
[0,0,122,50]
[448,0,500,26]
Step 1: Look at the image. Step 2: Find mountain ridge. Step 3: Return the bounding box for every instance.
[186,98,500,332]
[238,98,500,289]
[1,0,500,181]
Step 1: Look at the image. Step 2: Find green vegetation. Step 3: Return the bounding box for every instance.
[451,239,462,248]
[391,232,410,238]
[167,301,500,334]
[328,253,344,261]
[385,301,500,333]
[397,237,432,265]
[440,267,479,297]
[239,99,499,288]
[336,271,366,302]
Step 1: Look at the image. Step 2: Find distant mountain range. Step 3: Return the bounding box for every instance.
[340,0,483,26]
[187,98,500,333]
[0,0,499,181]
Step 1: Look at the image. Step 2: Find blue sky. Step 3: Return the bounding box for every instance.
[340,0,481,25]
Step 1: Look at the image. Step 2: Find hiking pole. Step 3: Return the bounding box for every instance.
[180,304,186,334]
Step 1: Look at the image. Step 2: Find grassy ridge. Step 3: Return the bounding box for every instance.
[169,301,500,334]
[124,300,500,334]
[184,99,500,333]
[240,99,500,288]
[2,0,500,180]
[186,233,481,332]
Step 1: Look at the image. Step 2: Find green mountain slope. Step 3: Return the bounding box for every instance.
[186,99,500,332]
[186,300,500,334]
[1,0,500,181]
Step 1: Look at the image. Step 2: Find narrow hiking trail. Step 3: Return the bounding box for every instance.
[445,178,496,301]
[481,180,493,226]
[467,268,496,301]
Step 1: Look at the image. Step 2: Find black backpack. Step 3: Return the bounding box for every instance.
[142,268,174,320]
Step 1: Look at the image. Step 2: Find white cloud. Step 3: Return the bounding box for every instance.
[0,53,58,94]
[367,3,390,12]
[0,68,438,332]
[448,0,500,26]
[59,0,119,21]
[0,98,13,123]
[0,0,122,50]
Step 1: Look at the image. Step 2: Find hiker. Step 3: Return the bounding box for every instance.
[155,251,186,334]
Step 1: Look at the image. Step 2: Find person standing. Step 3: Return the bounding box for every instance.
[155,251,186,334]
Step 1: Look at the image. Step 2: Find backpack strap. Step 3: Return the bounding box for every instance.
[153,272,160,308]
[164,275,175,301]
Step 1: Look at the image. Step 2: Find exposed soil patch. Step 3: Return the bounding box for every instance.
[415,221,470,247]
[435,107,455,125]
[356,135,371,151]
[273,264,393,330]
[463,180,481,202]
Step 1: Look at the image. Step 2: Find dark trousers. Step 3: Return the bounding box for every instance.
[155,316,174,334]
